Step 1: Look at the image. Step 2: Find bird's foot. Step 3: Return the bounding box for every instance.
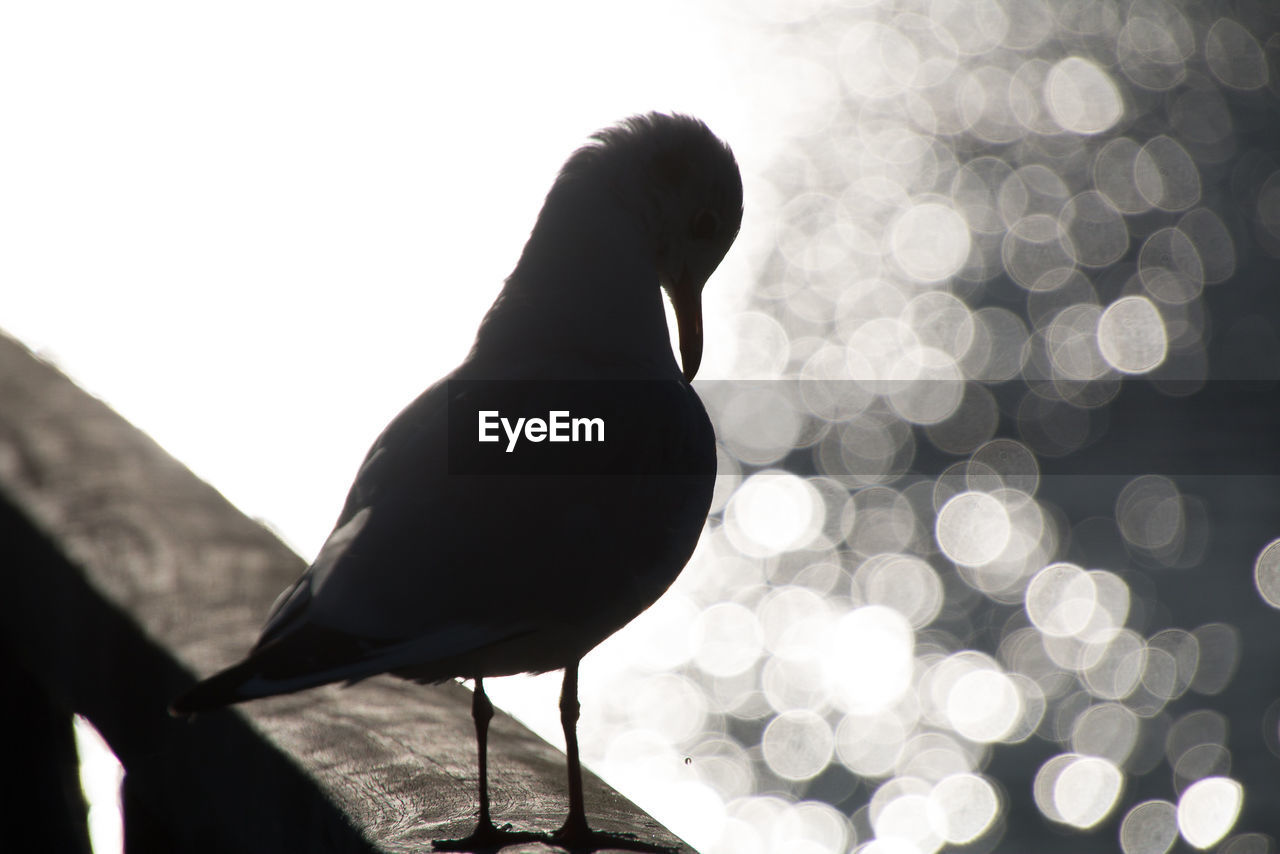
[433,819,545,852]
[544,817,678,853]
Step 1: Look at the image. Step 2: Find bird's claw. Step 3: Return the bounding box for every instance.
[544,820,679,853]
[432,820,545,852]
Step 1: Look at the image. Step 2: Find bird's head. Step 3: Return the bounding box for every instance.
[559,113,743,381]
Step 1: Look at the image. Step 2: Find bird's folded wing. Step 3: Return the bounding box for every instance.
[240,367,713,684]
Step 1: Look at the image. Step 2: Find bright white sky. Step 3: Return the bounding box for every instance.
[2,0,775,558]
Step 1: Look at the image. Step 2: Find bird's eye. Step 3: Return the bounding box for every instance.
[690,208,720,241]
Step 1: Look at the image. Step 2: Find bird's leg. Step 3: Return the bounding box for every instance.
[560,659,588,837]
[549,661,677,853]
[432,676,543,851]
[475,675,496,830]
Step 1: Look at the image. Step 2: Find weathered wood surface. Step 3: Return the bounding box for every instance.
[0,330,692,853]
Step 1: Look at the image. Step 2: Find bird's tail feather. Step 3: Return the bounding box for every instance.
[170,623,538,717]
[170,657,270,717]
[169,623,428,717]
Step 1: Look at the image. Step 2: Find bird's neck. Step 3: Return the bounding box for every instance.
[464,183,681,380]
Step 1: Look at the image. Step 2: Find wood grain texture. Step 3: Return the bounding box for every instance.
[0,331,692,853]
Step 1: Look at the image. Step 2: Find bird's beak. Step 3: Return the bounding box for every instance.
[670,268,703,382]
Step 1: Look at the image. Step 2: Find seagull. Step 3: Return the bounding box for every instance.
[172,112,743,852]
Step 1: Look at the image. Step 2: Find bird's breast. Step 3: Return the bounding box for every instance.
[445,377,714,627]
[308,374,715,656]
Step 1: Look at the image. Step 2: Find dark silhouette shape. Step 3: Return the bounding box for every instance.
[172,113,743,852]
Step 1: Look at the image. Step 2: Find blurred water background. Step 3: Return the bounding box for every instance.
[8,2,1280,852]
[565,4,1280,852]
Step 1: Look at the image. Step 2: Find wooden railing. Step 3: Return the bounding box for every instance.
[0,330,690,853]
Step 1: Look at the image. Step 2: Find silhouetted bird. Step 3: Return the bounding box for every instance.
[172,112,743,852]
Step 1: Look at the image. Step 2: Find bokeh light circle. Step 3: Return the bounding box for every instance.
[1046,56,1124,134]
[1120,799,1179,854]
[1098,296,1168,374]
[1177,777,1243,849]
[762,710,835,781]
[1252,538,1280,609]
[935,491,1012,567]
